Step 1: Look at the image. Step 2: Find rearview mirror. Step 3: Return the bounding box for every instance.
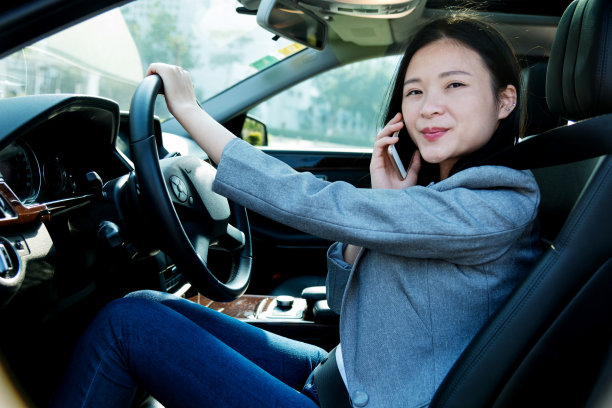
[256,0,327,50]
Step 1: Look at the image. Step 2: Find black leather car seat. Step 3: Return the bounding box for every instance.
[521,61,602,243]
[430,0,612,406]
[521,61,565,137]
[520,61,594,243]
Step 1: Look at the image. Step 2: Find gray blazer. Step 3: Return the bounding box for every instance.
[213,138,541,407]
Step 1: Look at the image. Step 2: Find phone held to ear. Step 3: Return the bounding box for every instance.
[388,130,415,179]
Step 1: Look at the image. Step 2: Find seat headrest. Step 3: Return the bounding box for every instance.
[521,62,564,137]
[546,0,612,120]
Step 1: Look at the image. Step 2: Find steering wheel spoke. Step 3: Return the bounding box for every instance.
[218,224,246,251]
[182,220,211,261]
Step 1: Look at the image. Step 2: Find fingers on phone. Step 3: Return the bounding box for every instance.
[377,122,403,142]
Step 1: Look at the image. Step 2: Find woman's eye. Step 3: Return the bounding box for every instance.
[447,82,465,89]
[406,89,422,96]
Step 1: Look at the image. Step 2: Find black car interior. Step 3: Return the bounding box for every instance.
[0,0,612,407]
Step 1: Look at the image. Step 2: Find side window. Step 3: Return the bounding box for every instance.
[248,55,400,150]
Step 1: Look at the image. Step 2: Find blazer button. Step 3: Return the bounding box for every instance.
[351,390,369,407]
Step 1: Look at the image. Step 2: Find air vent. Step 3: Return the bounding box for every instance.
[0,195,15,219]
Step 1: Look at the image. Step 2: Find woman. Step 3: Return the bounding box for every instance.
[51,13,541,408]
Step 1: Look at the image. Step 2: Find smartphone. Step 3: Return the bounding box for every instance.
[388,129,415,179]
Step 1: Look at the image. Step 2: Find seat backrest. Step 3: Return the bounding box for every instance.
[430,0,612,406]
[531,156,602,242]
[520,61,598,242]
[521,62,565,137]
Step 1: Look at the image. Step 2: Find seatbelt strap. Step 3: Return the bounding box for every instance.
[483,113,612,169]
[312,347,352,408]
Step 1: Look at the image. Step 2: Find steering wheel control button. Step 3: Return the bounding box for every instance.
[169,175,188,202]
[351,391,369,407]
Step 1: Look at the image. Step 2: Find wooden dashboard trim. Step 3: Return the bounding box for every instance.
[0,182,50,226]
[188,293,273,320]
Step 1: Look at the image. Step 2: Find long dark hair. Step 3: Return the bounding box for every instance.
[381,13,524,185]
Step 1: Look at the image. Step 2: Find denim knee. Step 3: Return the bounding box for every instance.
[124,289,169,302]
[89,296,160,341]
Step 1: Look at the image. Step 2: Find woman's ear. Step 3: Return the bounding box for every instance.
[497,84,517,119]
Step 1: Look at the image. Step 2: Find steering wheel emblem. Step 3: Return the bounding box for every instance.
[170,175,188,202]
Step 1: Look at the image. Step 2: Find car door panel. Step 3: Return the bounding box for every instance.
[245,149,371,294]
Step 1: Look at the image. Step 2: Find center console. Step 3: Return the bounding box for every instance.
[188,287,339,350]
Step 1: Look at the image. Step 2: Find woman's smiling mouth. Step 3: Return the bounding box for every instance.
[421,127,448,141]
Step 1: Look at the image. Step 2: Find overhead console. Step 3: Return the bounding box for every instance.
[248,0,427,49]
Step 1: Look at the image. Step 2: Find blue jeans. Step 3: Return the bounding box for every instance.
[49,290,326,408]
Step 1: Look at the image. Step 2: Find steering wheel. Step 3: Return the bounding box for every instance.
[128,74,252,302]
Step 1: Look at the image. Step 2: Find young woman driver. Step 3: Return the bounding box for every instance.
[51,13,541,408]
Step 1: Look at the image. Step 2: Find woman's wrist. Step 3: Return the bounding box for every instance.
[343,244,361,265]
[172,103,204,130]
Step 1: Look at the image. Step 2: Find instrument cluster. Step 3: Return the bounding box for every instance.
[0,140,82,204]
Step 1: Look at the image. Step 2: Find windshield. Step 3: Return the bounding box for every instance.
[0,0,300,120]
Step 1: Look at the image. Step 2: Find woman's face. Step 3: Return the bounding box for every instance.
[401,38,515,179]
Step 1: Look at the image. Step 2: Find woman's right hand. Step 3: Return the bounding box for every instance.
[345,115,422,266]
[370,113,421,190]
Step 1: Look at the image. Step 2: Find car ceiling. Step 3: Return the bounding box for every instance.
[1,0,573,62]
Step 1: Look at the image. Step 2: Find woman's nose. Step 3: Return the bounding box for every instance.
[420,93,444,118]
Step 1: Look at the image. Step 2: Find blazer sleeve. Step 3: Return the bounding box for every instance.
[325,242,352,314]
[213,139,540,266]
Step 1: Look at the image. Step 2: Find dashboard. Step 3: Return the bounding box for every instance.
[0,95,133,306]
[0,95,129,206]
[0,94,181,311]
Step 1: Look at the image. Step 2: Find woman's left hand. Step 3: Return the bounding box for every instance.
[146,63,199,120]
[145,63,235,164]
[370,113,421,189]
